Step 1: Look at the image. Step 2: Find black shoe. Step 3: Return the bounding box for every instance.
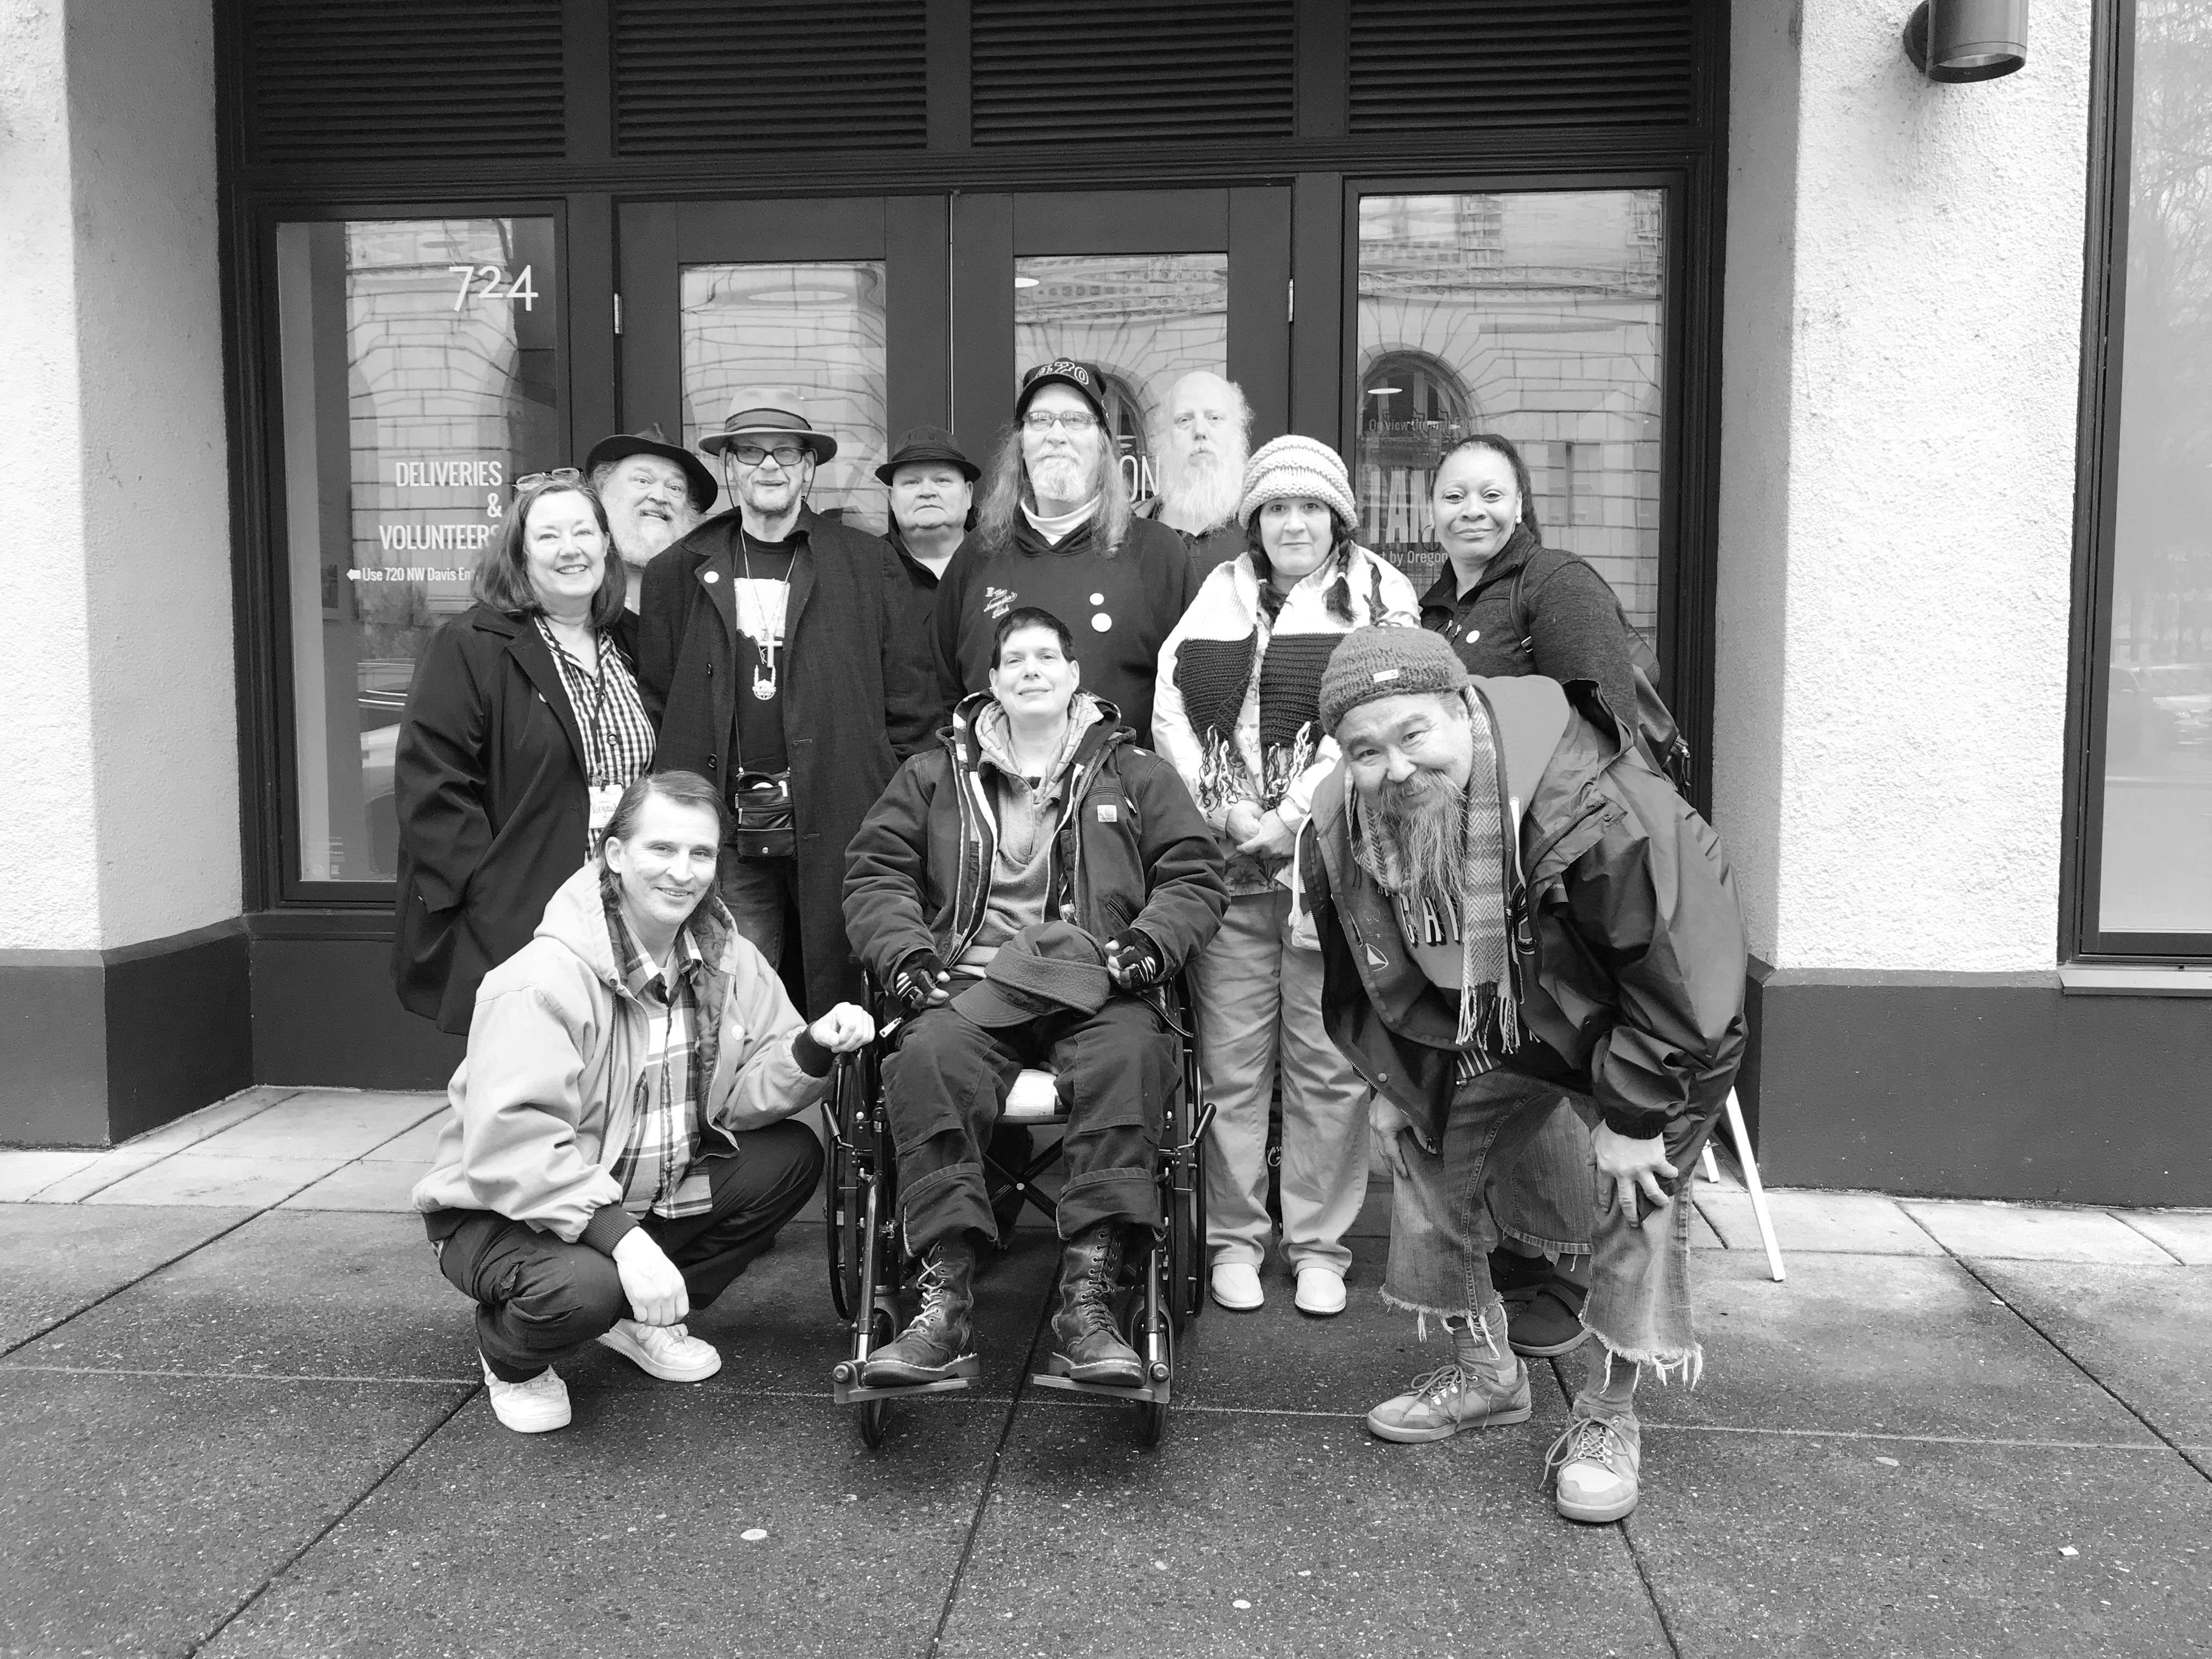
[860,1240,978,1386]
[1050,1223,1142,1387]
[1503,1276,1589,1357]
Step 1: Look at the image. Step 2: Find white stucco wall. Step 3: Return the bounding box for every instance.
[0,0,235,951]
[0,0,102,952]
[1717,0,2089,973]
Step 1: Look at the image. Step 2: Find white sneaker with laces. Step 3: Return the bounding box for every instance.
[481,1356,571,1433]
[1293,1265,1347,1317]
[596,1318,723,1383]
[1209,1261,1265,1311]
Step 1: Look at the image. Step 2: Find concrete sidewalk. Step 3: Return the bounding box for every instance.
[2,1086,2208,1657]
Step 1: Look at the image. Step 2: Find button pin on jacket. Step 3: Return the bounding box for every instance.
[1364,942,1388,968]
[704,571,720,583]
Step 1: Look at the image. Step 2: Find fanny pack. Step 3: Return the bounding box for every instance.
[729,770,795,859]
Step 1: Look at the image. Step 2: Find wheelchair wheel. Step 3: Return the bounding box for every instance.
[858,1305,895,1450]
[825,1068,869,1324]
[1125,1294,1172,1448]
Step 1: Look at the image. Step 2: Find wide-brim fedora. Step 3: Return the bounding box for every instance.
[874,424,980,484]
[953,921,1113,1030]
[698,387,839,464]
[583,423,719,512]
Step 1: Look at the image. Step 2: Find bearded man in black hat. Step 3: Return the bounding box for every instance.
[639,390,943,1019]
[844,606,1226,1390]
[586,424,716,613]
[933,359,1198,743]
[1299,627,1747,1525]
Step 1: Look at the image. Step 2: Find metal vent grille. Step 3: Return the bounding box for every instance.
[613,0,929,154]
[245,1,566,164]
[1349,1,1697,132]
[972,1,1295,145]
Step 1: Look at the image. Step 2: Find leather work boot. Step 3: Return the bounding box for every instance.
[1365,1303,1531,1443]
[1051,1222,1143,1386]
[860,1239,978,1386]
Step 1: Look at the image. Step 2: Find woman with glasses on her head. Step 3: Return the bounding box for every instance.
[392,471,658,1034]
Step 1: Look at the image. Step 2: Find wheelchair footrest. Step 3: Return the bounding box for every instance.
[1030,1367,1170,1407]
[833,1371,977,1406]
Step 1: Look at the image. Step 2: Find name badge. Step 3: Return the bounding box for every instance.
[588,782,623,839]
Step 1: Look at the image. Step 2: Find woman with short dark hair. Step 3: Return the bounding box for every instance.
[391,474,657,1032]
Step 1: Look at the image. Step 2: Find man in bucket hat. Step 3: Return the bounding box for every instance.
[844,605,1226,1390]
[878,424,979,602]
[1297,626,1747,1523]
[585,423,716,613]
[639,389,942,1019]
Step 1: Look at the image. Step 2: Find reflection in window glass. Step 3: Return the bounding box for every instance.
[1015,253,1228,502]
[275,217,560,884]
[2095,3,2212,939]
[1356,191,1663,633]
[680,262,888,534]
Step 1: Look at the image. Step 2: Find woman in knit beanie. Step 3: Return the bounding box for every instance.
[1152,435,1420,1317]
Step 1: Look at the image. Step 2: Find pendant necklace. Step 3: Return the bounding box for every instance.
[738,527,783,702]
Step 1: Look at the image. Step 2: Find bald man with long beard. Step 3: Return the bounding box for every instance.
[1299,627,1747,1525]
[1139,370,1251,579]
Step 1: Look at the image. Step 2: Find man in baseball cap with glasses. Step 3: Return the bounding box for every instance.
[638,389,943,1020]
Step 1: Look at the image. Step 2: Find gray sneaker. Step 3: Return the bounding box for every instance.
[1544,1411,1643,1522]
[1365,1356,1532,1443]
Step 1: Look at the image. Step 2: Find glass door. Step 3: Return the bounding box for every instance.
[617,196,950,533]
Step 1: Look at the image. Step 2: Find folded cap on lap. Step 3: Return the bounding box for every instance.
[953,920,1113,1029]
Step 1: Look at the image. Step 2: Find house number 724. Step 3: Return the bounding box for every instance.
[448,264,538,311]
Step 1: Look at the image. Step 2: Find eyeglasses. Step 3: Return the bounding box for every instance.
[1021,409,1098,432]
[727,443,808,467]
[513,467,582,493]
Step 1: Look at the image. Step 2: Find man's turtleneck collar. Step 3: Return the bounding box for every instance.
[1021,494,1100,545]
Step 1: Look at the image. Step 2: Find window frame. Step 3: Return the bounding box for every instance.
[2063,0,2212,964]
[242,195,574,910]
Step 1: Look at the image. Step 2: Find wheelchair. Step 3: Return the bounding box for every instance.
[825,970,1211,1449]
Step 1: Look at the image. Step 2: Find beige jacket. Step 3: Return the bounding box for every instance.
[410,864,830,1244]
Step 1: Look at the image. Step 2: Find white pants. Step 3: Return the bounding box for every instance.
[1189,889,1372,1276]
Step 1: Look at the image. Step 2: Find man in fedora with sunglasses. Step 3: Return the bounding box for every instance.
[639,388,943,1019]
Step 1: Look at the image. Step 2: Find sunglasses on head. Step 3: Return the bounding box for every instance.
[512,467,583,494]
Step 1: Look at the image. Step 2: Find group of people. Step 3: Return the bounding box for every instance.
[396,357,1748,1526]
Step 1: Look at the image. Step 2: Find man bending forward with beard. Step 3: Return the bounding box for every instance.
[1139,370,1250,579]
[1300,628,1747,1523]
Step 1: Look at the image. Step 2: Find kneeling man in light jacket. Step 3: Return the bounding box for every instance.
[413,769,872,1433]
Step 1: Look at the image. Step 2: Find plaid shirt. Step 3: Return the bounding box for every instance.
[603,905,718,1220]
[537,618,657,801]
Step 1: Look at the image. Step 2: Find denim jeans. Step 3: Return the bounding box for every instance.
[1189,890,1371,1276]
[1488,1102,1596,1259]
[1380,1068,1720,1381]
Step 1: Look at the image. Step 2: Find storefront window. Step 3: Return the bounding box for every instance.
[680,262,889,534]
[1015,253,1229,502]
[1355,190,1664,630]
[2090,3,2212,942]
[274,217,560,885]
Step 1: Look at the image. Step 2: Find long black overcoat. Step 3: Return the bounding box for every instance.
[637,507,943,1016]
[390,603,613,1034]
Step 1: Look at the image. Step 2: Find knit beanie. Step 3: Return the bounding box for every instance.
[1318,626,1471,736]
[1237,435,1359,528]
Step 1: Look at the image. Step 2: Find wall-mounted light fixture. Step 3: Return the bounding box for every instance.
[1903,0,2028,82]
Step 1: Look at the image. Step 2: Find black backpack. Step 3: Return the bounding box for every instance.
[1509,549,1693,795]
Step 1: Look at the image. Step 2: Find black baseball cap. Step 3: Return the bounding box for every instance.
[1017,358,1108,423]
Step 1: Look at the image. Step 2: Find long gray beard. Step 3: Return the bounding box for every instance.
[1355,774,1475,921]
[1159,444,1248,532]
[612,513,686,572]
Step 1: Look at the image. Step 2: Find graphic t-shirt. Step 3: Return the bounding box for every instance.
[728,533,795,776]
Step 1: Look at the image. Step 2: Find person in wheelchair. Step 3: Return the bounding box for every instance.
[842,606,1228,1389]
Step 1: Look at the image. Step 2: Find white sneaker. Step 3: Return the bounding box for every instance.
[1293,1266,1347,1317]
[481,1356,571,1434]
[1210,1261,1265,1311]
[596,1318,723,1383]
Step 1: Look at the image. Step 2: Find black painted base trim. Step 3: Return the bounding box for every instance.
[1741,962,2212,1206]
[0,920,252,1147]
[249,935,464,1091]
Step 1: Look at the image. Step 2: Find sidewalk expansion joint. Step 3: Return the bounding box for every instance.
[0,1206,270,1363]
